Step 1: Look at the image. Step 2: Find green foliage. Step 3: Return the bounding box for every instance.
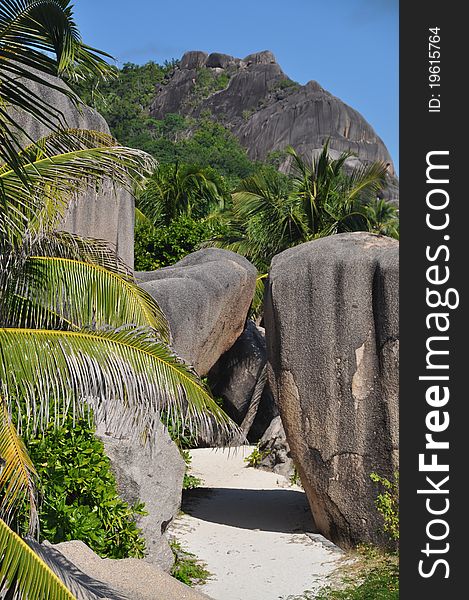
[212,144,395,270]
[137,163,228,225]
[186,67,230,109]
[179,119,255,184]
[370,472,399,544]
[289,466,302,487]
[273,78,300,92]
[71,61,179,148]
[14,415,146,559]
[244,444,271,468]
[312,561,399,600]
[180,450,202,490]
[170,539,211,586]
[135,214,229,271]
[285,548,398,600]
[72,61,257,184]
[363,199,399,239]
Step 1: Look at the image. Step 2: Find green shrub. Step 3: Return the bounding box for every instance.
[186,67,230,108]
[170,539,210,586]
[289,466,302,487]
[134,214,228,271]
[244,444,271,468]
[15,416,146,559]
[180,450,202,490]
[313,559,399,600]
[370,472,399,544]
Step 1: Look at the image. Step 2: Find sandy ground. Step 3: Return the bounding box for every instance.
[169,447,344,600]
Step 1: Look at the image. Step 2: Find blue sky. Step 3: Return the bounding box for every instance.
[74,0,398,170]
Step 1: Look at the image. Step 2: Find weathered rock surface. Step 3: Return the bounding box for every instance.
[97,422,185,571]
[265,232,399,548]
[208,320,278,441]
[136,249,257,376]
[32,540,211,600]
[150,50,398,203]
[10,72,135,266]
[256,416,294,478]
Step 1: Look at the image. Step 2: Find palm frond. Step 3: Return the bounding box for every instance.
[6,256,170,342]
[250,273,267,320]
[0,327,241,445]
[33,231,133,277]
[0,130,155,248]
[0,0,115,177]
[27,538,125,600]
[0,517,76,599]
[346,161,388,204]
[135,206,155,229]
[0,399,37,534]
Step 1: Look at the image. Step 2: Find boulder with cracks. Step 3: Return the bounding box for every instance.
[265,232,399,548]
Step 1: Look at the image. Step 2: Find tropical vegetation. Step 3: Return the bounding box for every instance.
[75,59,398,275]
[0,0,238,596]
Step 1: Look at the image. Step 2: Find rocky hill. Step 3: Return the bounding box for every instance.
[150,50,398,202]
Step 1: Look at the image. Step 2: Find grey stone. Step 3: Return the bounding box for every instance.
[243,50,277,64]
[256,416,294,478]
[208,320,278,441]
[265,232,399,549]
[206,52,237,69]
[33,540,211,600]
[9,71,135,266]
[97,421,185,571]
[136,249,257,376]
[180,50,208,70]
[148,50,398,203]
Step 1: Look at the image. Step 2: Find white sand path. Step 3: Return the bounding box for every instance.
[169,447,344,600]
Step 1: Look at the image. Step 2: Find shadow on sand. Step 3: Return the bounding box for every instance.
[182,487,317,534]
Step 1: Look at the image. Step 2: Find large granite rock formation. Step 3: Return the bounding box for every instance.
[208,320,278,442]
[10,72,135,266]
[136,249,257,376]
[265,232,399,548]
[97,422,185,571]
[150,50,398,202]
[32,539,211,600]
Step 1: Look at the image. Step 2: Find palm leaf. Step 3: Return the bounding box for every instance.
[0,130,155,248]
[0,400,37,534]
[6,256,170,342]
[250,273,267,320]
[0,327,240,445]
[0,517,76,600]
[0,0,115,178]
[26,539,126,600]
[33,231,133,277]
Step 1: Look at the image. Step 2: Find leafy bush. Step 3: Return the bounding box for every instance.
[71,61,178,148]
[244,444,271,468]
[170,539,210,586]
[180,450,202,490]
[15,416,146,559]
[186,67,230,108]
[289,466,302,487]
[134,214,228,271]
[370,472,399,544]
[312,560,399,600]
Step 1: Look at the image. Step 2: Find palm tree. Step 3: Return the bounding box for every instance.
[212,144,395,270]
[137,162,227,226]
[0,2,239,596]
[363,198,399,239]
[288,144,389,236]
